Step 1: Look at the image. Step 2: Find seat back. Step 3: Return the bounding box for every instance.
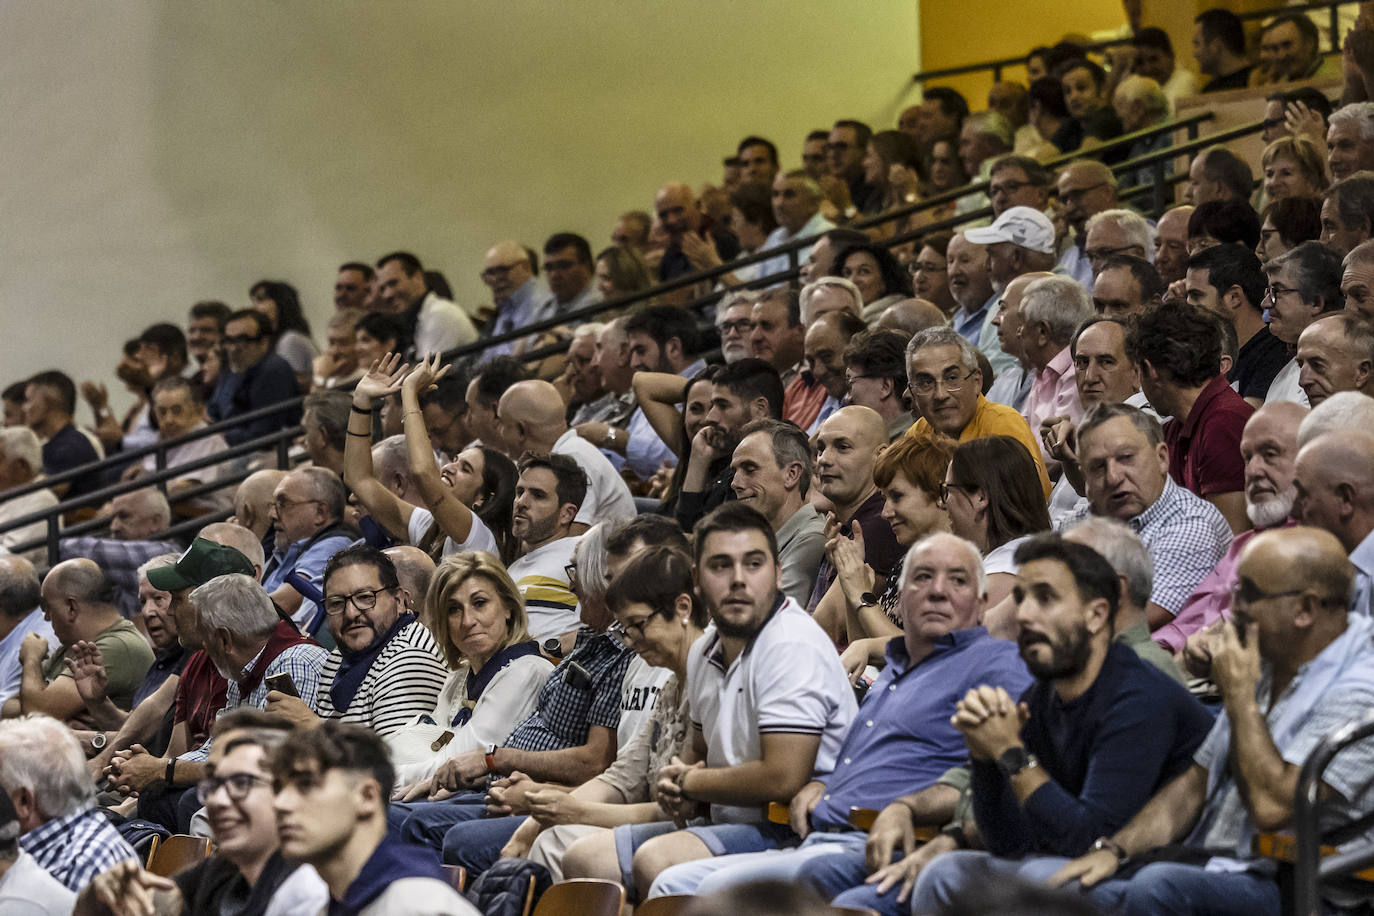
[531,878,625,916]
[145,833,212,877]
[636,895,695,916]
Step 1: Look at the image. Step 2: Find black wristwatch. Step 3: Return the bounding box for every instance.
[857,592,879,610]
[1092,836,1129,866]
[995,746,1039,779]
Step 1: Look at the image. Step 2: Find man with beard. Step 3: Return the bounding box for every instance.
[903,535,1212,911]
[714,293,757,365]
[1156,402,1307,656]
[675,359,783,531]
[633,503,857,898]
[503,453,586,646]
[264,545,447,744]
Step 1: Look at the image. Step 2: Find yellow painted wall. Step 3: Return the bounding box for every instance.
[919,0,1128,103]
[0,2,922,412]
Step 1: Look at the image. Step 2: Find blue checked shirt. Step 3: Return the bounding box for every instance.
[1060,477,1231,616]
[179,642,329,763]
[21,806,136,891]
[59,536,180,619]
[504,627,634,752]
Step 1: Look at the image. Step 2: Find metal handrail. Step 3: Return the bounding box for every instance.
[1294,707,1374,915]
[909,0,1359,85]
[0,109,1262,565]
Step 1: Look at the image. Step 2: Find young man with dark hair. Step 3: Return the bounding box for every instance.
[505,452,588,644]
[273,722,476,914]
[1184,243,1283,406]
[1194,8,1252,92]
[207,309,303,447]
[736,136,779,186]
[900,534,1212,913]
[22,369,100,500]
[540,232,600,319]
[335,262,374,311]
[374,250,476,357]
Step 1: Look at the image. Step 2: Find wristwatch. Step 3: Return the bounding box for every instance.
[1091,836,1129,866]
[483,744,498,774]
[857,592,880,610]
[606,428,619,447]
[90,732,107,752]
[995,746,1040,780]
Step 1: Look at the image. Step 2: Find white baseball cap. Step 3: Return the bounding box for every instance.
[965,206,1056,255]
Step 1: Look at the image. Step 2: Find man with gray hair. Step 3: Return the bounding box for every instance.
[0,558,52,710]
[714,293,758,364]
[300,389,351,477]
[1113,76,1175,192]
[0,427,57,565]
[1319,173,1374,255]
[1063,517,1184,681]
[0,714,136,890]
[902,326,1051,497]
[59,487,180,620]
[262,466,356,636]
[1296,312,1374,407]
[1187,147,1253,205]
[9,559,153,724]
[799,276,863,324]
[1018,275,1094,467]
[1084,210,1154,279]
[1297,390,1374,446]
[955,112,1013,217]
[1264,241,1344,405]
[1342,237,1374,324]
[966,207,1060,379]
[1293,430,1374,616]
[1326,102,1374,182]
[756,170,836,284]
[987,155,1051,216]
[730,419,826,603]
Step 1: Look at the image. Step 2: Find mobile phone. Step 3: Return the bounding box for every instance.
[265,673,299,698]
[562,661,593,691]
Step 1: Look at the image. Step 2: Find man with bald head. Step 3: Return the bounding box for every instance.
[384,545,436,620]
[58,488,180,621]
[1296,313,1374,407]
[7,559,152,723]
[1153,205,1194,286]
[1294,431,1374,616]
[987,272,1052,411]
[655,181,740,284]
[807,407,906,623]
[1055,161,1119,288]
[479,240,543,358]
[0,556,53,709]
[497,379,636,532]
[230,468,288,542]
[1157,401,1308,654]
[1052,525,1374,915]
[878,299,947,339]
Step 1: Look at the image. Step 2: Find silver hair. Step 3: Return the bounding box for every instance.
[0,556,39,620]
[371,435,417,487]
[136,552,180,582]
[1114,75,1169,118]
[0,715,93,819]
[800,277,863,323]
[1329,102,1374,142]
[906,326,981,373]
[903,531,988,597]
[1021,276,1096,348]
[574,521,615,612]
[1298,391,1374,446]
[118,487,171,531]
[0,428,42,478]
[1064,516,1152,610]
[965,111,1014,148]
[1085,209,1155,263]
[197,522,267,571]
[291,466,346,521]
[571,322,604,341]
[190,573,278,641]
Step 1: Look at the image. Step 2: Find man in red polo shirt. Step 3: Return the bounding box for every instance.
[1128,304,1253,533]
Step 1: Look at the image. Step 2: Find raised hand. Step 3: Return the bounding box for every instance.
[67,640,109,705]
[354,353,410,402]
[80,381,110,412]
[403,353,452,396]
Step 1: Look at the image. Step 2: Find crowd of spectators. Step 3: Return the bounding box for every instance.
[8,4,1374,915]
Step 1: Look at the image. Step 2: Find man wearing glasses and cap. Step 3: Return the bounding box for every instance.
[965,205,1062,381]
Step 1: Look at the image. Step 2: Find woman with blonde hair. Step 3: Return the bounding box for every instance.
[391,551,553,794]
[1261,135,1328,202]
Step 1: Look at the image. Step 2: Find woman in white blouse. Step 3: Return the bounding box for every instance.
[390,551,553,792]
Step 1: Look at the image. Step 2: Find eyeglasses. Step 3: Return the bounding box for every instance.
[323,587,394,617]
[1058,182,1107,205]
[717,319,755,335]
[989,179,1032,197]
[481,262,526,281]
[564,563,580,592]
[273,495,322,513]
[908,261,948,276]
[223,334,263,346]
[1086,245,1136,266]
[844,374,875,386]
[1264,284,1302,302]
[197,772,272,804]
[613,615,654,641]
[908,367,978,397]
[937,482,975,507]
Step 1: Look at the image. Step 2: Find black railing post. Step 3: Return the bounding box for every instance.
[992,63,1002,82]
[1331,3,1341,52]
[45,515,59,568]
[276,437,291,469]
[153,442,168,495]
[787,248,801,292]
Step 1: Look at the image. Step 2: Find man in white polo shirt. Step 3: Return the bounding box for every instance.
[497,379,636,533]
[630,502,857,900]
[507,453,586,647]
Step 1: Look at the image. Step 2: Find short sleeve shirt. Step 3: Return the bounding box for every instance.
[42,618,154,712]
[553,429,637,527]
[506,536,583,641]
[1165,375,1253,499]
[407,506,498,558]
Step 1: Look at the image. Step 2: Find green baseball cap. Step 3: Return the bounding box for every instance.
[146,538,256,592]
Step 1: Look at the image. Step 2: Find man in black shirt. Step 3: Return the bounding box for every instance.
[1194,9,1252,93]
[206,310,301,447]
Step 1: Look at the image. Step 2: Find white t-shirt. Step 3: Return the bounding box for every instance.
[984,535,1033,577]
[619,655,672,752]
[407,506,499,558]
[552,429,637,527]
[686,596,857,824]
[507,536,583,640]
[1265,357,1310,407]
[0,850,75,916]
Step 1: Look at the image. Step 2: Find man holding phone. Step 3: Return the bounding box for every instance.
[1050,526,1374,914]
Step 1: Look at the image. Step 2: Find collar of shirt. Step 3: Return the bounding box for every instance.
[775,504,820,548]
[21,807,90,849]
[679,358,707,378]
[882,626,987,676]
[703,593,789,672]
[1177,375,1237,440]
[1038,344,1073,384]
[1130,476,1181,533]
[1351,528,1374,579]
[498,277,541,311]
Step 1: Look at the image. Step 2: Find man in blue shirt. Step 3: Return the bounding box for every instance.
[261,467,356,636]
[646,532,1031,900]
[892,535,1212,913]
